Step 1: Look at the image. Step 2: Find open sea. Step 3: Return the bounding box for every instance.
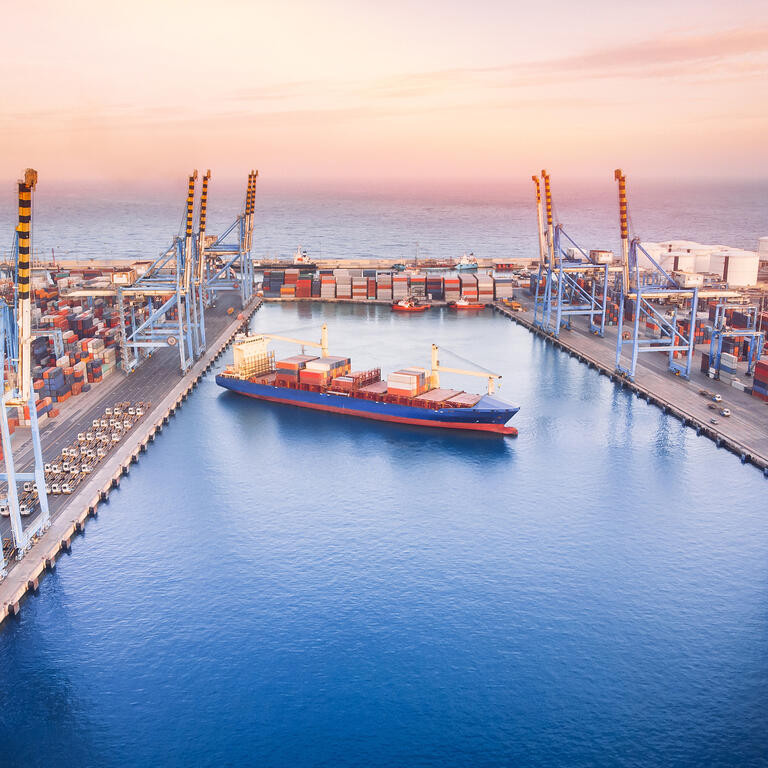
[0,181,767,767]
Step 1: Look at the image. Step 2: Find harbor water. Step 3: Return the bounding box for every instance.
[1,301,766,767]
[1,178,767,263]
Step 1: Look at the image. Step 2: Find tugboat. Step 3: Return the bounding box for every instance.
[448,297,487,311]
[391,296,431,313]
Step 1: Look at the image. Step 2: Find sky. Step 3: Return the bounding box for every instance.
[1,0,767,185]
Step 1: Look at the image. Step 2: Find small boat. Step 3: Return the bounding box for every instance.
[448,297,487,311]
[392,297,431,313]
[455,252,478,271]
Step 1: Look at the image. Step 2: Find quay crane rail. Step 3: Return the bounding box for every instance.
[1,169,51,574]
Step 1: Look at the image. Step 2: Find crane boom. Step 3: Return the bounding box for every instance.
[430,344,502,394]
[262,323,328,357]
[15,168,37,404]
[182,170,197,293]
[614,168,630,291]
[532,175,546,265]
[196,169,211,286]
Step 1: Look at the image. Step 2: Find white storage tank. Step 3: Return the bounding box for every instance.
[709,250,759,286]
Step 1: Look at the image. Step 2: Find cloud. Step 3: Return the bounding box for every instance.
[368,24,768,93]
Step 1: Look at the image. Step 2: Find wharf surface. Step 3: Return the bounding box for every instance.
[0,299,263,626]
[492,300,768,475]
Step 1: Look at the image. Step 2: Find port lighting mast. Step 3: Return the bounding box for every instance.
[1,169,51,572]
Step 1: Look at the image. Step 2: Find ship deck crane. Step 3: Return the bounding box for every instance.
[1,169,51,573]
[261,324,329,357]
[430,345,502,395]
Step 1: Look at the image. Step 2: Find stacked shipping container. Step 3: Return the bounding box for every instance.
[258,270,524,303]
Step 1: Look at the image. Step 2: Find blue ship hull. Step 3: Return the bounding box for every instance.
[216,375,519,435]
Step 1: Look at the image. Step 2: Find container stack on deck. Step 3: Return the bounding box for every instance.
[386,367,430,397]
[300,356,351,387]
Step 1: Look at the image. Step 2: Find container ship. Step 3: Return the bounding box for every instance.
[216,325,519,435]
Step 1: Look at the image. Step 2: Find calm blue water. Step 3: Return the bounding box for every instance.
[1,178,766,263]
[1,302,766,767]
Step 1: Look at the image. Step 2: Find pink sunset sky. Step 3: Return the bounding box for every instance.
[1,0,767,184]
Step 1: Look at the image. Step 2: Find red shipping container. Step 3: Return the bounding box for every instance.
[387,387,418,397]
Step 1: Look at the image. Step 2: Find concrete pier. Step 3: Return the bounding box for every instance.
[0,298,263,625]
[492,302,768,475]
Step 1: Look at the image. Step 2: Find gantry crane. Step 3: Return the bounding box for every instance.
[193,169,211,352]
[63,169,256,375]
[204,171,257,308]
[1,169,50,572]
[707,303,763,377]
[613,169,739,380]
[532,169,617,338]
[117,170,205,373]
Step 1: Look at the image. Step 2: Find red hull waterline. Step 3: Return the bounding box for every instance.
[243,391,519,436]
